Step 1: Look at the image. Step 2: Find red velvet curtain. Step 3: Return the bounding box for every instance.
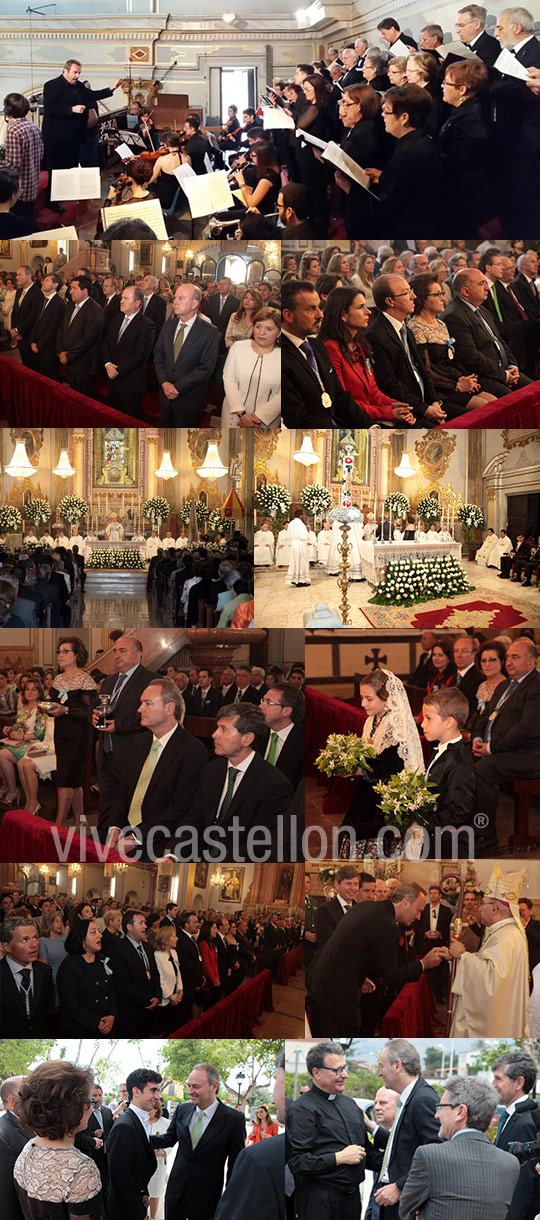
[0,809,125,863]
[276,944,304,985]
[0,355,147,427]
[445,380,540,429]
[380,972,436,1036]
[169,969,274,1038]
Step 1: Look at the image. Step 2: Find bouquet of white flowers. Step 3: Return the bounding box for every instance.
[315,734,376,778]
[384,492,409,518]
[86,548,145,570]
[57,495,88,525]
[417,495,442,526]
[374,770,437,834]
[457,503,486,548]
[254,483,292,518]
[369,555,473,606]
[141,496,170,525]
[0,505,22,532]
[23,498,51,527]
[301,485,333,517]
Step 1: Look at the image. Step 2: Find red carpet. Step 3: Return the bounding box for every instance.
[410,599,530,629]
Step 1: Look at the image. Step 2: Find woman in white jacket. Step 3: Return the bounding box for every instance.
[222,307,281,428]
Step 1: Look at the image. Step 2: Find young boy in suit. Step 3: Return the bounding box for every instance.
[422,687,477,858]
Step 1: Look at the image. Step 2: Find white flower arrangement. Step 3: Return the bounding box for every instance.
[327,507,363,523]
[86,547,145,570]
[57,495,88,525]
[374,770,437,834]
[254,483,292,519]
[384,492,409,518]
[23,498,51,526]
[141,496,170,525]
[369,555,473,606]
[416,495,442,526]
[301,484,333,516]
[457,504,485,530]
[315,733,376,778]
[0,505,22,532]
[206,509,232,537]
[178,500,210,526]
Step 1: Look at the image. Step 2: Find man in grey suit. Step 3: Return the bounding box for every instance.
[154,283,219,425]
[399,1077,520,1220]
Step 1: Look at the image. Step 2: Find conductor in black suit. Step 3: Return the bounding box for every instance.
[189,703,293,860]
[472,636,540,825]
[442,268,532,397]
[93,634,154,838]
[259,681,305,791]
[43,59,122,194]
[366,276,447,424]
[103,284,155,419]
[29,273,66,380]
[109,910,161,1035]
[10,265,42,367]
[215,1051,285,1220]
[105,676,207,858]
[202,277,241,351]
[154,283,220,425]
[0,1075,32,1220]
[150,1061,246,1220]
[57,273,105,397]
[106,1067,162,1220]
[0,916,53,1036]
[282,280,414,429]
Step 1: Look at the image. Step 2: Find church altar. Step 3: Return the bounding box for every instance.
[357,540,462,586]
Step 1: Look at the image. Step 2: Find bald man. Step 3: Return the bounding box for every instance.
[365,1086,400,1220]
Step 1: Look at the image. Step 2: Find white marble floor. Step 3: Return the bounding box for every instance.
[254,560,540,628]
[73,592,155,628]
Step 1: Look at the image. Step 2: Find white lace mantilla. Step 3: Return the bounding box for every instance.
[363,669,424,773]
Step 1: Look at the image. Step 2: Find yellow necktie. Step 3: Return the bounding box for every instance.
[173,322,186,362]
[127,739,161,827]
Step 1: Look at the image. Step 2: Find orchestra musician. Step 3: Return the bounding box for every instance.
[218,104,241,150]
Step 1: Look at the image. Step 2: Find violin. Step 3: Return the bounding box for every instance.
[139,145,168,162]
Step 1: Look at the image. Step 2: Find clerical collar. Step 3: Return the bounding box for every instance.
[312,1083,339,1101]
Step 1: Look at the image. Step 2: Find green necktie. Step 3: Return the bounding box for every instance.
[380,1097,403,1177]
[218,766,240,819]
[267,731,279,765]
[491,283,503,323]
[191,1110,205,1148]
[173,322,186,362]
[127,739,161,827]
[495,1108,509,1145]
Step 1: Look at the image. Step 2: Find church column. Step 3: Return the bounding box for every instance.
[467,430,483,507]
[73,431,85,501]
[147,430,160,500]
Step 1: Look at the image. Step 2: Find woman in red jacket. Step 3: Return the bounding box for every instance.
[319,286,411,422]
[197,919,221,1009]
[247,1105,280,1143]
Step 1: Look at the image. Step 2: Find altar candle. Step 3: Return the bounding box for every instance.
[389,505,392,542]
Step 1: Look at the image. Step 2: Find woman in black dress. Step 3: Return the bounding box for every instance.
[56,918,116,1037]
[14,1060,103,1220]
[334,85,391,238]
[47,637,97,826]
[438,58,493,232]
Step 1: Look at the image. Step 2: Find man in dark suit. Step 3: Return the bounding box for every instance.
[29,273,66,380]
[511,251,540,320]
[0,1076,32,1220]
[442,268,531,397]
[493,1053,540,1220]
[42,59,122,202]
[339,46,366,90]
[101,274,122,332]
[189,703,293,860]
[182,114,211,174]
[57,273,105,396]
[496,9,540,67]
[106,1067,162,1220]
[455,7,501,66]
[141,274,167,341]
[0,916,54,1035]
[399,1075,519,1220]
[259,681,305,791]
[202,276,241,348]
[190,668,220,718]
[282,279,414,428]
[288,1040,382,1220]
[368,1039,440,1220]
[367,276,448,424]
[234,666,261,705]
[519,898,540,978]
[109,910,161,1035]
[175,911,206,1023]
[472,636,540,826]
[377,18,417,50]
[453,635,482,718]
[76,1083,114,1190]
[105,676,207,858]
[416,884,452,1003]
[500,534,532,579]
[103,284,155,418]
[409,631,437,688]
[10,265,42,367]
[94,634,155,838]
[150,1062,246,1220]
[480,249,531,371]
[314,866,370,950]
[215,1050,285,1220]
[217,664,238,708]
[154,283,219,425]
[308,884,446,1036]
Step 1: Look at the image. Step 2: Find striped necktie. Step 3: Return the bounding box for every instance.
[127,739,161,826]
[217,766,240,819]
[19,967,33,1018]
[174,322,186,362]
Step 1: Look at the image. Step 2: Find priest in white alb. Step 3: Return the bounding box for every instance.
[475,527,497,566]
[285,510,311,587]
[275,522,292,567]
[317,521,332,564]
[487,529,513,569]
[145,530,161,559]
[254,521,275,566]
[449,864,529,1037]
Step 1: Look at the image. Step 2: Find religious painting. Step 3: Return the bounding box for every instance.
[275,864,294,904]
[157,875,170,892]
[194,863,208,889]
[415,432,456,482]
[219,868,244,903]
[0,241,10,258]
[330,430,369,485]
[140,241,153,267]
[93,428,138,488]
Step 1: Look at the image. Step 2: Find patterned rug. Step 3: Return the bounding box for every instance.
[361,594,533,629]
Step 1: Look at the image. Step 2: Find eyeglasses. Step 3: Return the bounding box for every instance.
[435,1103,456,1111]
[339,101,359,109]
[427,290,445,298]
[261,698,284,707]
[391,291,413,298]
[323,1064,349,1075]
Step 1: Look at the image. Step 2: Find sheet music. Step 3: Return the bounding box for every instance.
[101,197,168,239]
[300,130,328,150]
[388,37,414,57]
[494,47,530,80]
[262,106,295,130]
[25,226,79,241]
[181,170,235,219]
[173,163,197,184]
[321,141,374,193]
[117,130,147,149]
[50,167,101,202]
[115,142,135,160]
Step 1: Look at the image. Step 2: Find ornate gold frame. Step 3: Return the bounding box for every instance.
[414,432,457,482]
[92,428,138,489]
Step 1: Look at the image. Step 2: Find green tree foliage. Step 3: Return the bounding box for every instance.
[0,1040,57,1077]
[160,1039,283,1106]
